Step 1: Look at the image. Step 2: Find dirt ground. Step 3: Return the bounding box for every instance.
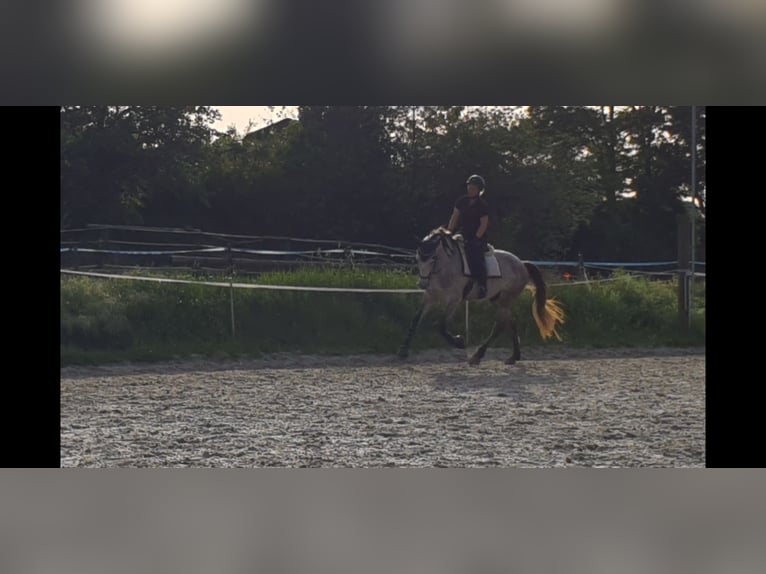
[60,347,705,467]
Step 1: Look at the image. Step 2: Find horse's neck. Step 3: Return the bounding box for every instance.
[433,243,462,284]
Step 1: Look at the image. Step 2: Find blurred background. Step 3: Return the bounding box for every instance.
[1,469,764,574]
[3,1,765,101]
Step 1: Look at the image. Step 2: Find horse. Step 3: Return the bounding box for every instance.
[398,227,565,365]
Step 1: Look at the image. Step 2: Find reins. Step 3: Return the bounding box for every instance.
[418,231,456,282]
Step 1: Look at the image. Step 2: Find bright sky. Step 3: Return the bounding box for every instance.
[212,106,298,135]
[211,106,522,135]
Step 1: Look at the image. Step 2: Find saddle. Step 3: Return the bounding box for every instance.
[452,234,502,278]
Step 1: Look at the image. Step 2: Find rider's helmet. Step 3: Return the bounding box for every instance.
[466,174,485,195]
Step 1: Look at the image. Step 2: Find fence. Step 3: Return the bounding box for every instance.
[61,224,706,343]
[61,224,705,283]
[60,224,416,275]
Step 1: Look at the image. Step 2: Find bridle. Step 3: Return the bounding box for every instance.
[418,254,438,283]
[417,232,454,284]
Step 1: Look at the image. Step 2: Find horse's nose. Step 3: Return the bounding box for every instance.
[418,278,429,289]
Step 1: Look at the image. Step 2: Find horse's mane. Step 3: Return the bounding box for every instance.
[426,226,495,256]
[428,226,457,242]
[421,226,460,256]
[434,226,467,246]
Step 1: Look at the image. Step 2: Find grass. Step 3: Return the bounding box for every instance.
[61,267,705,365]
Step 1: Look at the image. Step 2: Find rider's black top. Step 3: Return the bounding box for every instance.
[455,195,489,241]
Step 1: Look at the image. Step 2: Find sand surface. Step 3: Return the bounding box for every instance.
[61,347,705,467]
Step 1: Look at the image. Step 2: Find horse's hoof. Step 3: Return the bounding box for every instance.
[505,357,517,365]
[397,348,409,359]
[468,355,481,366]
[453,335,465,349]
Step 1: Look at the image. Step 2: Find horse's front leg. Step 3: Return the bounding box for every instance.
[398,296,432,358]
[437,299,465,349]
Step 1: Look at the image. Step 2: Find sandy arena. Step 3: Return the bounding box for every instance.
[61,347,705,467]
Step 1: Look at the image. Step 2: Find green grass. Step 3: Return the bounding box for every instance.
[548,271,705,348]
[256,267,416,289]
[61,267,705,365]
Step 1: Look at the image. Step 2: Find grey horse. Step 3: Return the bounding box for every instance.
[398,227,565,365]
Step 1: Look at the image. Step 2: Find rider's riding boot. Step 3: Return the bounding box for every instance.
[477,283,487,299]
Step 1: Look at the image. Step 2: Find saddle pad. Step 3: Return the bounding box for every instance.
[459,243,502,278]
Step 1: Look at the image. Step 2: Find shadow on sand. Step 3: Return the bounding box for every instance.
[430,362,576,400]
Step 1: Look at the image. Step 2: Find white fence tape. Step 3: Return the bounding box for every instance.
[60,269,423,294]
[62,268,662,293]
[63,264,693,294]
[61,268,692,342]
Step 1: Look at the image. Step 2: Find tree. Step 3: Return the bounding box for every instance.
[60,106,220,228]
[61,105,705,266]
[488,106,603,259]
[270,106,404,242]
[570,106,705,261]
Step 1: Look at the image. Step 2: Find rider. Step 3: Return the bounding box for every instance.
[447,174,489,299]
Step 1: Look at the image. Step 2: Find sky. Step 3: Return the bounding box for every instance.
[210,106,515,135]
[212,106,298,135]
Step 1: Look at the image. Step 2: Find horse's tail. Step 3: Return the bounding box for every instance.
[524,262,565,341]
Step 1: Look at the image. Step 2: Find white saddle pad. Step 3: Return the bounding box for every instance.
[455,239,501,278]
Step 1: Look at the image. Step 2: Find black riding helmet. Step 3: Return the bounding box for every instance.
[466,174,485,195]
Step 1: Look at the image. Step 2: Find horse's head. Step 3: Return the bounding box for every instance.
[416,227,457,289]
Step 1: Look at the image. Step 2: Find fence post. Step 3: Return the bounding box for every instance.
[577,252,589,282]
[229,278,236,341]
[677,214,691,331]
[577,251,590,290]
[344,246,354,269]
[227,244,236,340]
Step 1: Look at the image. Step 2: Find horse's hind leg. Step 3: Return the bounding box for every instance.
[468,310,515,365]
[505,316,521,365]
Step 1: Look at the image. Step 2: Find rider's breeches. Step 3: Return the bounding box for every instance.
[464,240,487,286]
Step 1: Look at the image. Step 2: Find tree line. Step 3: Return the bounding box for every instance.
[61,106,705,262]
